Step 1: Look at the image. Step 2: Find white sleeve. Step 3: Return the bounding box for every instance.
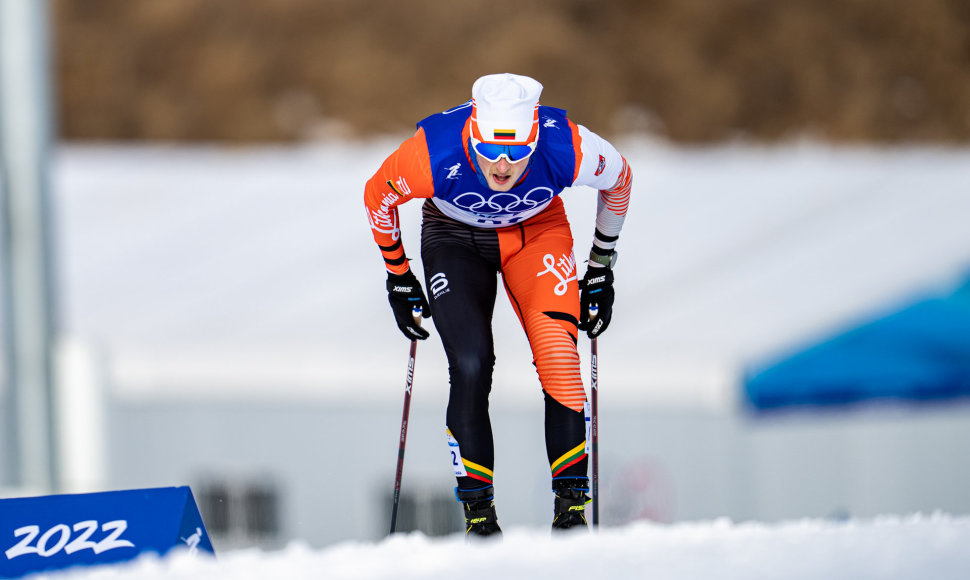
[571,124,632,268]
[573,124,625,190]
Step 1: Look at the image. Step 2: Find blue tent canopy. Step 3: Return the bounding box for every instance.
[744,275,970,411]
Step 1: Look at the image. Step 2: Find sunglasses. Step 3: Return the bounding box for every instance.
[470,137,537,163]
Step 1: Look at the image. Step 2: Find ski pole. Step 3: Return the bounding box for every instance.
[389,306,422,534]
[589,305,600,528]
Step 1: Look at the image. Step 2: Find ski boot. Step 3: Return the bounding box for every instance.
[551,477,591,531]
[456,485,502,538]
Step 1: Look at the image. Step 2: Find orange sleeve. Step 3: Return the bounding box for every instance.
[364,128,435,275]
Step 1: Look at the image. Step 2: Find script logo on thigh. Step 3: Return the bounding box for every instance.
[536,253,577,296]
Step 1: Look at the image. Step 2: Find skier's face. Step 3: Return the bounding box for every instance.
[477,154,528,192]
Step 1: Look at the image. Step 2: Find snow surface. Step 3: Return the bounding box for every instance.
[51,514,970,580]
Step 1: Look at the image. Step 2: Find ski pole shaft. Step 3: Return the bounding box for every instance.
[389,307,422,534]
[589,306,600,528]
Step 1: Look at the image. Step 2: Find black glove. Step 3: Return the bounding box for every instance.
[578,266,614,338]
[386,270,431,340]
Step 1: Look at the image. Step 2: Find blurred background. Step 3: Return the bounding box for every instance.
[2,0,969,551]
[54,0,970,143]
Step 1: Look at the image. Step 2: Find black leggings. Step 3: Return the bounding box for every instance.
[420,200,588,491]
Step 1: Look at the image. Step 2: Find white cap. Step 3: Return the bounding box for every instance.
[471,73,543,145]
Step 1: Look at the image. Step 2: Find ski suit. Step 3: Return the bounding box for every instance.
[365,100,631,490]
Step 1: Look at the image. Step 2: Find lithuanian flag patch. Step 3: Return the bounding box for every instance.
[551,442,587,477]
[462,459,494,484]
[493,129,517,141]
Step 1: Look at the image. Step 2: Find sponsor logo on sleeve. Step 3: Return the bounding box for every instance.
[368,191,402,240]
[387,177,412,197]
[368,175,413,240]
[594,155,606,176]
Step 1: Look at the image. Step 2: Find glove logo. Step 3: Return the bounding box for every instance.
[537,252,577,296]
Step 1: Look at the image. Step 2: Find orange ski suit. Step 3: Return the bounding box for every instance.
[365,102,631,490]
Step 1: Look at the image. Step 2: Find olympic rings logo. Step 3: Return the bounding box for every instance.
[451,187,554,215]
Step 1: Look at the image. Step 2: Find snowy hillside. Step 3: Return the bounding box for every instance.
[56,514,970,580]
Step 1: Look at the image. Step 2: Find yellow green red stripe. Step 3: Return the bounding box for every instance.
[463,459,494,484]
[493,129,516,140]
[385,179,403,196]
[551,442,587,476]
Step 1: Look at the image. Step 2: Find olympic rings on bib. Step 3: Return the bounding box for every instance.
[451,187,554,215]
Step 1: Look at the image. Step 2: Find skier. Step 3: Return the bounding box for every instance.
[365,73,631,536]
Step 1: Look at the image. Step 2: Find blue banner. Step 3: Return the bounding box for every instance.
[744,275,970,412]
[1,486,214,579]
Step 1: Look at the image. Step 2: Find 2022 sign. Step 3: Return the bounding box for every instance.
[0,486,212,578]
[4,520,134,560]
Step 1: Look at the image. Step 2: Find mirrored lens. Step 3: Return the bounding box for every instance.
[472,139,536,163]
